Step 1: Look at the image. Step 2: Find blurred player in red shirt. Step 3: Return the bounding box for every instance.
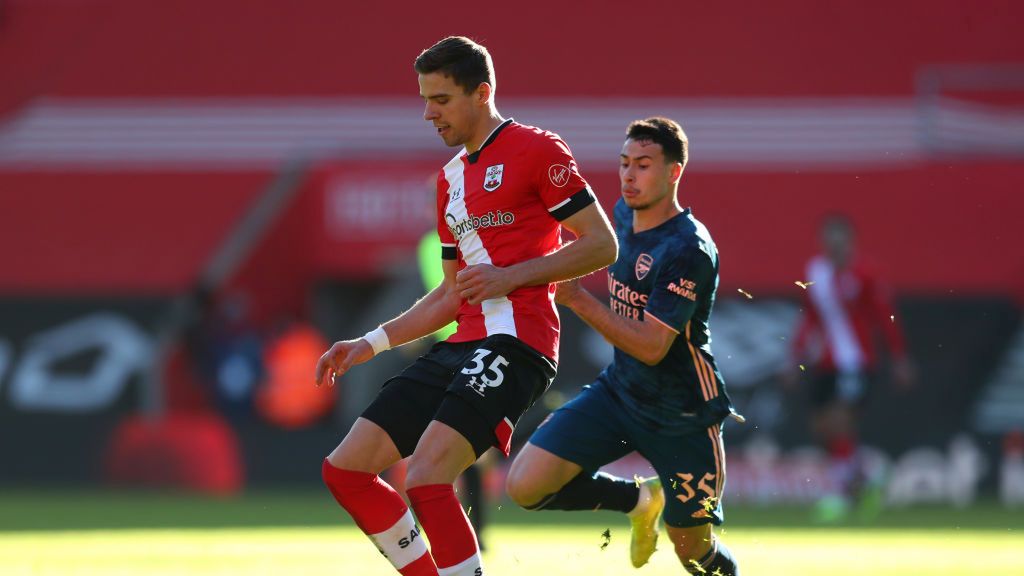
[316,37,616,575]
[784,214,914,522]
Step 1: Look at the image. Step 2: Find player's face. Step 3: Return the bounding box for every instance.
[619,138,680,211]
[419,72,481,148]
[821,223,855,266]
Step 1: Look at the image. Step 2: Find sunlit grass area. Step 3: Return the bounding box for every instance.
[0,490,1020,575]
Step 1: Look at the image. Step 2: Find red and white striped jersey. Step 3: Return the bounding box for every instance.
[793,255,907,373]
[436,119,596,363]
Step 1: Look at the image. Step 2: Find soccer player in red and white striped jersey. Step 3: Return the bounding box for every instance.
[315,37,616,575]
[785,214,914,521]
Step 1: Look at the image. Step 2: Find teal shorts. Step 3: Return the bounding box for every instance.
[529,378,727,527]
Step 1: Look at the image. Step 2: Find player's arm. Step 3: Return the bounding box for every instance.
[454,202,617,305]
[865,271,914,387]
[314,259,461,387]
[456,134,616,305]
[556,278,677,366]
[510,201,619,285]
[866,273,907,358]
[790,289,820,362]
[560,248,714,366]
[780,293,819,389]
[379,258,462,345]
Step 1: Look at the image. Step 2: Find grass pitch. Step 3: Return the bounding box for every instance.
[0,491,1020,575]
[2,525,1021,575]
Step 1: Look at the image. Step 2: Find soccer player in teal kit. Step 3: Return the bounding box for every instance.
[507,117,742,575]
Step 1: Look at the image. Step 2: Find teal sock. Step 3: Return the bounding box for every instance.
[523,471,639,513]
[688,540,739,576]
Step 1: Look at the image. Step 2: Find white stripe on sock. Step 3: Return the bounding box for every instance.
[437,553,483,576]
[367,509,428,570]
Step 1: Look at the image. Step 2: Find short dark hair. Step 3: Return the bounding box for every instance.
[821,212,855,235]
[414,36,495,95]
[626,117,688,166]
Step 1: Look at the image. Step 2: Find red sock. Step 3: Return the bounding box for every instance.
[407,484,481,576]
[828,435,856,460]
[826,436,862,496]
[322,460,437,576]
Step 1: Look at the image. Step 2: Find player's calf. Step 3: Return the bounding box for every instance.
[667,525,739,576]
[405,420,483,576]
[513,470,640,513]
[505,442,582,508]
[321,460,438,576]
[687,540,739,576]
[507,445,638,513]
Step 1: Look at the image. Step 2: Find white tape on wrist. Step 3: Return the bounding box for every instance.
[362,326,391,356]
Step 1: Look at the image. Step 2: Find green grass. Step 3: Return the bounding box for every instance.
[1,526,1021,575]
[1,489,1022,531]
[0,490,1021,575]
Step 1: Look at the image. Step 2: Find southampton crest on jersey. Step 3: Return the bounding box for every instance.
[484,164,504,192]
[636,253,654,280]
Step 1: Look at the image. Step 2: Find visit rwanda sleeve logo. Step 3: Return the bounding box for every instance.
[484,164,504,192]
[667,278,698,301]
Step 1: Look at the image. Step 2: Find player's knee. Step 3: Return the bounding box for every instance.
[505,464,547,508]
[505,473,540,508]
[673,542,707,568]
[667,525,713,568]
[405,449,464,489]
[404,458,436,489]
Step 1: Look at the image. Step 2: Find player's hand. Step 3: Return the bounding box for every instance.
[455,263,515,306]
[554,278,584,308]
[314,339,374,388]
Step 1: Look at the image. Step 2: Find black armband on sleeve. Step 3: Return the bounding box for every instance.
[548,187,596,221]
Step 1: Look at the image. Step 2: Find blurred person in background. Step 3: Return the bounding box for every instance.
[782,213,914,522]
[255,317,334,429]
[506,117,742,576]
[315,36,616,576]
[185,289,265,420]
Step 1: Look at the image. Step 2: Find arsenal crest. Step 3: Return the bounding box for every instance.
[484,164,504,192]
[635,253,654,280]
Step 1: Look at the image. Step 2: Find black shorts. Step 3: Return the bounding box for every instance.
[809,370,874,408]
[361,334,556,459]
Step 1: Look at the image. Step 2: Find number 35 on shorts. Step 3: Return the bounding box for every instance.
[461,348,510,397]
[675,471,719,518]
